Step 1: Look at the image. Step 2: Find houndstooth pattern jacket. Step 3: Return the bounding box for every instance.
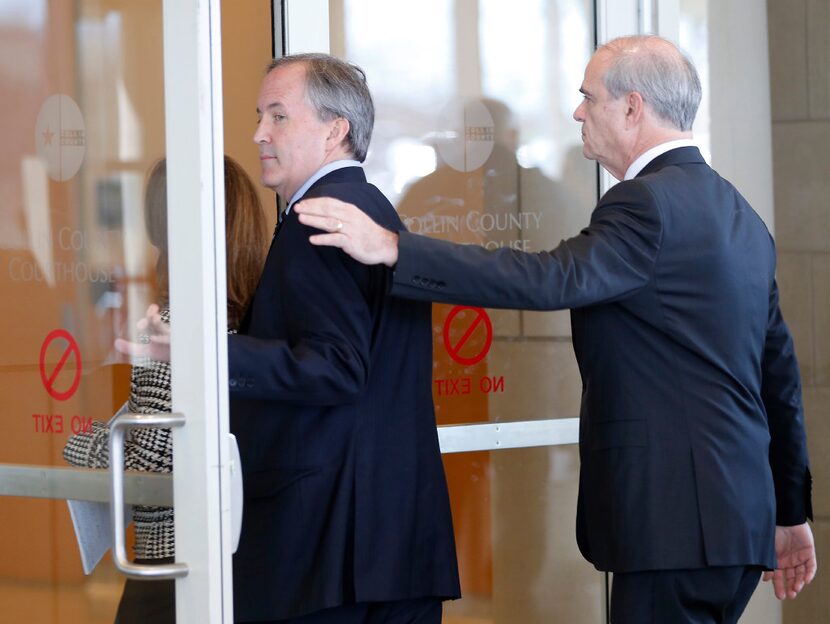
[63,308,174,560]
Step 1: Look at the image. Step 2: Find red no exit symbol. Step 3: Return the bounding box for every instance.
[443,306,493,365]
[39,329,82,401]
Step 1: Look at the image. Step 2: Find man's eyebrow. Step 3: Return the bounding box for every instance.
[256,102,285,115]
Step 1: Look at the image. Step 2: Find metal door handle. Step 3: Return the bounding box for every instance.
[109,411,189,579]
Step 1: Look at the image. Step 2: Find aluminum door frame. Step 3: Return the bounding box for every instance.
[163,0,234,622]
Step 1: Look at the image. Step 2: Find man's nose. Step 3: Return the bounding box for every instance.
[573,103,584,122]
[253,121,268,144]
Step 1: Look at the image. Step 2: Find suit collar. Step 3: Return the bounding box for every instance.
[636,146,706,178]
[304,164,366,195]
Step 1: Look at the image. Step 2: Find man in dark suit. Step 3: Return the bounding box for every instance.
[295,36,816,623]
[122,54,459,622]
[225,53,460,623]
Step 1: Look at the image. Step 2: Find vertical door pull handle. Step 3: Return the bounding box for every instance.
[109,411,189,579]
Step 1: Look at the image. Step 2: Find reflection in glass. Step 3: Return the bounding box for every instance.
[334,0,596,427]
[0,0,167,457]
[331,1,601,621]
[441,446,603,623]
[0,1,165,621]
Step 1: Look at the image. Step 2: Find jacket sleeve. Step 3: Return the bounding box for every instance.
[390,179,663,311]
[63,420,111,468]
[763,277,813,525]
[226,221,373,406]
[62,418,172,473]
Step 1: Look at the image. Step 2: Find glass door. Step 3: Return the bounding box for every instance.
[0,1,232,622]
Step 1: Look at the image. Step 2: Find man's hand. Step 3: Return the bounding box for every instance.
[762,522,817,600]
[114,304,171,363]
[294,197,399,267]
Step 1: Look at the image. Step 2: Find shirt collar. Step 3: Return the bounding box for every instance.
[285,159,362,214]
[624,139,698,180]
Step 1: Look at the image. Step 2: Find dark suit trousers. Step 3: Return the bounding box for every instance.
[610,566,763,624]
[238,597,442,624]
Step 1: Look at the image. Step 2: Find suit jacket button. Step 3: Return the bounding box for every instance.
[229,378,237,388]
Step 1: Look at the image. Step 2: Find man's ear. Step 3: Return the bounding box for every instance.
[625,91,645,128]
[327,117,350,147]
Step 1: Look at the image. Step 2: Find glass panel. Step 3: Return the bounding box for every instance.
[442,446,604,623]
[0,0,165,620]
[0,0,162,463]
[330,1,601,622]
[331,0,596,429]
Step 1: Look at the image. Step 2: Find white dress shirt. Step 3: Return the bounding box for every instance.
[624,139,698,181]
[285,159,363,215]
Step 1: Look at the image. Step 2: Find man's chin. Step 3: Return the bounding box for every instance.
[260,174,280,191]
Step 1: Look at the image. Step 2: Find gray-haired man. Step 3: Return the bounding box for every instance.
[229,54,461,623]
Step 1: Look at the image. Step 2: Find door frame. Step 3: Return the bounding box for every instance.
[163,0,233,621]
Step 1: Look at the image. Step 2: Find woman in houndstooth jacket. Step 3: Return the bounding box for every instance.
[63,155,268,624]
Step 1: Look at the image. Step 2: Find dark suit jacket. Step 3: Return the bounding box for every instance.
[227,167,459,621]
[390,147,812,573]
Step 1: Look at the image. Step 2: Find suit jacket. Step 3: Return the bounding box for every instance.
[227,167,459,621]
[390,147,812,573]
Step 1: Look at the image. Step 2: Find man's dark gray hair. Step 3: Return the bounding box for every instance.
[266,53,374,162]
[600,35,701,132]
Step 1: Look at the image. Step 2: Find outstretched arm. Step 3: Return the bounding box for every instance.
[298,180,663,313]
[294,197,399,266]
[762,522,817,600]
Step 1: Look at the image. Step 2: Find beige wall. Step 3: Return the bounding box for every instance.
[768,0,830,621]
[695,2,829,621]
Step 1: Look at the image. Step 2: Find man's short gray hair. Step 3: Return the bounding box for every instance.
[600,35,701,132]
[266,53,374,162]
